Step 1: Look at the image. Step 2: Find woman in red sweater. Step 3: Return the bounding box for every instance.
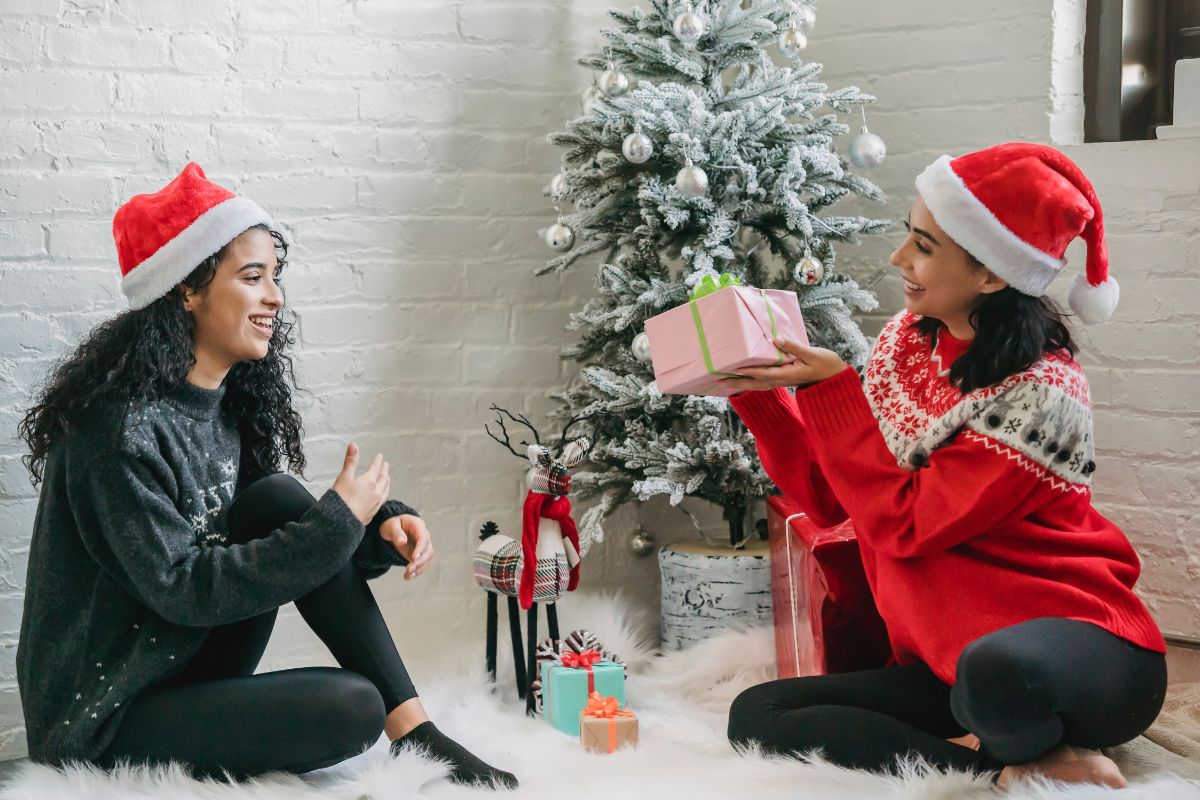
[724,143,1166,789]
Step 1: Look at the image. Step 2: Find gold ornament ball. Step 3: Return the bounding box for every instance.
[545,222,575,252]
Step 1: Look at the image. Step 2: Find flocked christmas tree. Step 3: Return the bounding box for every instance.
[539,0,890,548]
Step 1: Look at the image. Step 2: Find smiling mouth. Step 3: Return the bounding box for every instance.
[250,315,275,335]
[903,279,925,292]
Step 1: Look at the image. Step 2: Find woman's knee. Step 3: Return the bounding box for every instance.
[227,473,316,544]
[324,671,387,752]
[952,633,1054,731]
[728,682,779,745]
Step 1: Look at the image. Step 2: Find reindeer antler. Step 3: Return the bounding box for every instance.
[485,403,543,461]
[555,412,597,459]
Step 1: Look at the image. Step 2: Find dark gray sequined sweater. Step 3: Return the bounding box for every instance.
[16,381,416,765]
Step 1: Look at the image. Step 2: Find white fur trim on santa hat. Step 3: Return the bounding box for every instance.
[1068,272,1119,324]
[120,196,272,310]
[915,155,1065,297]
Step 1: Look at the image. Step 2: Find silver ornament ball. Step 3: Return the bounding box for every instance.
[631,332,653,363]
[664,241,683,259]
[848,129,887,169]
[778,28,807,57]
[675,164,709,198]
[549,171,568,199]
[621,130,654,164]
[794,4,816,33]
[599,67,629,97]
[545,222,575,252]
[794,255,824,285]
[672,10,706,45]
[629,530,656,556]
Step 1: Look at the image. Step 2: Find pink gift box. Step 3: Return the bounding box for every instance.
[644,284,809,396]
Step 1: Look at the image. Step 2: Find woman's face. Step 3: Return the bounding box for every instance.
[182,227,283,368]
[889,196,1006,326]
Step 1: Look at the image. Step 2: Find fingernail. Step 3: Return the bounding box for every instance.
[773,337,786,347]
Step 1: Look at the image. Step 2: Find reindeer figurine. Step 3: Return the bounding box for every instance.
[472,404,591,714]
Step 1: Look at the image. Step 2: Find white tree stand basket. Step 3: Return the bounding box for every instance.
[658,539,773,650]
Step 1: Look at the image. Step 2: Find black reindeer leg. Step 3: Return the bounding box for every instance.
[547,601,560,643]
[507,595,526,698]
[525,605,539,717]
[485,592,498,683]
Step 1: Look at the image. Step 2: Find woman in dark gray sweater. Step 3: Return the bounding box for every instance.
[15,163,516,789]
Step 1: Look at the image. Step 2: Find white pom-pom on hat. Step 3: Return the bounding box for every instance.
[1068,273,1120,325]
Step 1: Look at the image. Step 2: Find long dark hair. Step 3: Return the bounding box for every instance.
[18,225,306,487]
[911,286,1078,393]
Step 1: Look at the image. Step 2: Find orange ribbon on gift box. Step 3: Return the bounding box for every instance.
[582,691,635,753]
[560,649,601,693]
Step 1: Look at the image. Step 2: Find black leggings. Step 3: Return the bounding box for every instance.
[97,474,418,780]
[728,617,1166,774]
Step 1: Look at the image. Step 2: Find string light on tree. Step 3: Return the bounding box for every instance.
[672,4,706,47]
[848,107,887,170]
[622,127,654,164]
[675,159,709,197]
[631,332,653,363]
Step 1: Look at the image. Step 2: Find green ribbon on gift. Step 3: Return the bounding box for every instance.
[687,275,787,386]
[690,272,742,301]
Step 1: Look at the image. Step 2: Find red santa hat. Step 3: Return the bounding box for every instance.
[914,142,1118,324]
[113,162,272,310]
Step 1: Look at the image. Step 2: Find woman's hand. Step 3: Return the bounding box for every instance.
[332,442,390,525]
[719,337,848,392]
[379,514,435,580]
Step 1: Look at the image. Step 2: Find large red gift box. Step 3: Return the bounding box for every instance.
[767,495,892,678]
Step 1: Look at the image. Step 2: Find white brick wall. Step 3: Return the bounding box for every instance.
[1,0,1197,763]
[0,0,612,760]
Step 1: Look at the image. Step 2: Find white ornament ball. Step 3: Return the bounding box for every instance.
[580,84,602,115]
[672,10,706,45]
[778,28,808,57]
[545,222,575,252]
[794,255,824,285]
[621,131,654,164]
[848,129,887,169]
[631,332,653,363]
[549,171,568,199]
[599,67,630,97]
[794,4,816,33]
[675,164,709,197]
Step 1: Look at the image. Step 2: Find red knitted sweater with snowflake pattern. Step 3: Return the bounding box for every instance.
[731,310,1165,684]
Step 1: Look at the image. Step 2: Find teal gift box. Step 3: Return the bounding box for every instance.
[540,660,625,736]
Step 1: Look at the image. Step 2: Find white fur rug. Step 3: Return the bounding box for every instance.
[2,592,1197,800]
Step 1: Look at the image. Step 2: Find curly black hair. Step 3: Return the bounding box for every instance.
[18,225,306,487]
[910,285,1078,393]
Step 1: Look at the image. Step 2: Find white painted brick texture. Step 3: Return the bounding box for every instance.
[1,0,1197,763]
[0,0,610,760]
